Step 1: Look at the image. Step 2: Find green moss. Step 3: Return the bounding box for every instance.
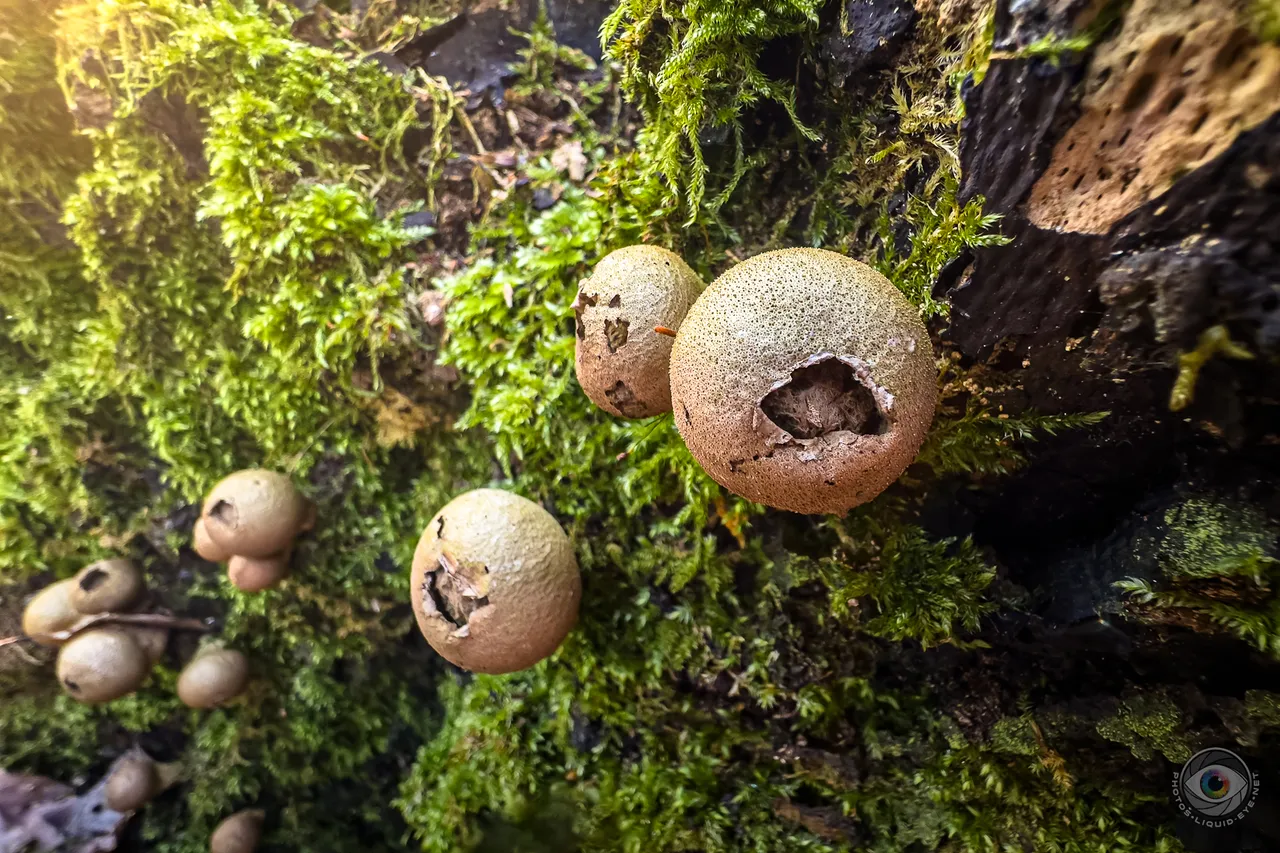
[1118,494,1280,656]
[1254,0,1280,42]
[1096,691,1193,763]
[602,0,823,217]
[0,3,1190,853]
[789,519,997,649]
[1158,496,1277,580]
[1243,690,1280,727]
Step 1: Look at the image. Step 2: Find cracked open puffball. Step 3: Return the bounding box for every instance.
[70,558,145,614]
[410,489,580,674]
[669,248,937,515]
[199,470,314,560]
[56,629,150,703]
[573,245,705,418]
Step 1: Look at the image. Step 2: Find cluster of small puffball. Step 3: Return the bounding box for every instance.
[19,470,583,852]
[15,470,319,853]
[16,247,936,853]
[22,559,249,708]
[192,469,316,591]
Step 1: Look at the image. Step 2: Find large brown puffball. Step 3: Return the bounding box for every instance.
[573,245,705,418]
[669,248,937,515]
[210,809,264,853]
[200,470,313,559]
[410,489,580,674]
[21,579,80,645]
[69,559,145,614]
[56,629,149,703]
[177,648,250,708]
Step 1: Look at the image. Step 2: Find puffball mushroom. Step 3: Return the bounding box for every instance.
[410,489,581,674]
[70,558,145,614]
[193,518,232,563]
[226,551,292,593]
[200,470,314,560]
[104,752,179,812]
[177,648,250,708]
[196,469,313,591]
[105,755,159,812]
[573,245,705,418]
[56,629,149,703]
[22,580,80,646]
[670,248,937,515]
[210,809,265,853]
[127,626,170,666]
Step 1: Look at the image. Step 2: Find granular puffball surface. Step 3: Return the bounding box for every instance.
[200,470,313,559]
[670,248,937,515]
[574,245,705,418]
[410,489,580,674]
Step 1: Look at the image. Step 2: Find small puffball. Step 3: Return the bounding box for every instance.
[177,648,250,709]
[22,579,80,646]
[210,808,265,853]
[56,629,149,704]
[194,518,233,563]
[70,559,145,614]
[227,551,291,592]
[105,755,161,812]
[201,470,313,559]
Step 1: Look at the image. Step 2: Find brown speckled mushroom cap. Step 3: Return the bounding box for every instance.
[670,248,937,515]
[210,808,265,853]
[573,245,705,418]
[56,629,149,704]
[410,489,580,675]
[201,470,314,559]
[69,558,145,615]
[22,579,80,646]
[177,648,250,709]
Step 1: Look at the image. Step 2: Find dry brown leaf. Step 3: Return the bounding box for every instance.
[550,139,587,182]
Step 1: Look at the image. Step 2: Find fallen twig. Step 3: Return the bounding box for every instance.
[0,612,212,649]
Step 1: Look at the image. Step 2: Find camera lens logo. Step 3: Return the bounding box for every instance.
[1176,748,1258,824]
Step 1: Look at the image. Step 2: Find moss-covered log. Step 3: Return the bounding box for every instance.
[2,0,1278,851]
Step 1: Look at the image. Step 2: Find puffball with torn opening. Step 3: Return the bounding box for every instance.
[410,489,580,674]
[669,248,937,515]
[573,245,705,418]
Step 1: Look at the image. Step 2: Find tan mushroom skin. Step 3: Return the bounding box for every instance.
[210,808,265,853]
[196,469,312,591]
[22,579,81,646]
[177,648,250,708]
[670,248,937,515]
[573,245,705,418]
[410,489,581,675]
[69,558,145,614]
[105,754,161,812]
[56,629,150,703]
[227,551,292,593]
[200,469,314,559]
